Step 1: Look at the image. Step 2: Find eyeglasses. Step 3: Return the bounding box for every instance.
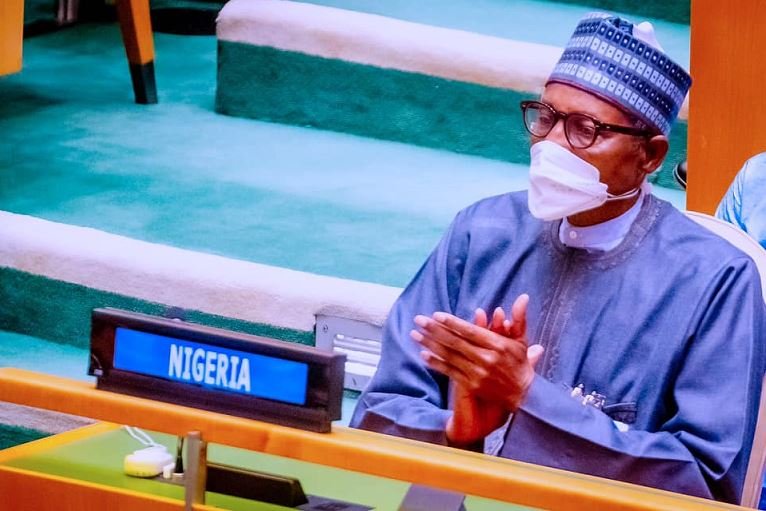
[519,100,653,149]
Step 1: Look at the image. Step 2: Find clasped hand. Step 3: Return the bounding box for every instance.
[410,294,543,446]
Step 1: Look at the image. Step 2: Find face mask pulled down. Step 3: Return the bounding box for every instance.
[527,141,641,221]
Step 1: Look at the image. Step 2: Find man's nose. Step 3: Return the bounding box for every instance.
[544,118,570,149]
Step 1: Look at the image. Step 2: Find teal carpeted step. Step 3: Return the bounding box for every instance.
[217,43,537,165]
[0,23,685,295]
[0,25,533,289]
[0,424,49,450]
[215,1,688,190]
[215,42,688,190]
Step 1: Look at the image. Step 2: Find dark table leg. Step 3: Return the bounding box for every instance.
[116,0,158,104]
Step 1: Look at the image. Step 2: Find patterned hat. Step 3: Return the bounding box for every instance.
[547,12,691,135]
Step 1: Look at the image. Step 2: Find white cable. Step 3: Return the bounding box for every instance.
[124,425,160,447]
[135,427,159,446]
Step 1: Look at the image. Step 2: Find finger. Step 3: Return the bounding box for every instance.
[420,349,473,386]
[420,313,530,367]
[527,344,544,369]
[423,316,530,368]
[411,328,488,376]
[508,294,529,340]
[415,315,477,353]
[413,317,474,357]
[491,307,506,332]
[431,312,500,350]
[473,308,488,329]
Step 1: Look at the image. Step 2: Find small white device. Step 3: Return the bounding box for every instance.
[124,445,174,478]
[122,426,174,478]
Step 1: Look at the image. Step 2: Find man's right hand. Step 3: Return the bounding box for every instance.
[445,304,544,447]
[446,380,507,447]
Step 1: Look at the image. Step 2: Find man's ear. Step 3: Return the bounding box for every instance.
[640,135,669,176]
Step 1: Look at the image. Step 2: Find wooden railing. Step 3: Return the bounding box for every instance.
[0,367,747,511]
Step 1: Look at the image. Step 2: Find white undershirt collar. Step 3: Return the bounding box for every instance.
[559,193,645,252]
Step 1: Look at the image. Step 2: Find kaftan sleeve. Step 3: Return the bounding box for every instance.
[501,257,766,503]
[349,211,470,444]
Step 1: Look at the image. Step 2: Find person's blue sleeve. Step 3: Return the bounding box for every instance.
[501,258,765,503]
[717,154,766,249]
[349,212,470,444]
[717,160,748,231]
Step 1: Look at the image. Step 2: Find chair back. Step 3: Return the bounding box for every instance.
[686,211,766,508]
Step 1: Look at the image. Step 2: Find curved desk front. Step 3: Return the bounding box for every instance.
[0,368,747,511]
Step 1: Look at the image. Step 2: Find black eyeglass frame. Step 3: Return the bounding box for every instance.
[519,100,654,149]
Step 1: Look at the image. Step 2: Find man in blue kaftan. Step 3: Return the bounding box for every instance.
[350,12,766,504]
[717,153,766,250]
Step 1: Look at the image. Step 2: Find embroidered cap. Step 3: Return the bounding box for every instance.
[547,12,691,135]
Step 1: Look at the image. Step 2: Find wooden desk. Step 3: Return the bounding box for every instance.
[0,368,748,511]
[0,423,536,510]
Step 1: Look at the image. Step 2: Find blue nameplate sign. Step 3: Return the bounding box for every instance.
[113,328,309,405]
[89,308,345,432]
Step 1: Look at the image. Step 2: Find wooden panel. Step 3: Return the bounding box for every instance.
[687,0,766,213]
[0,0,24,75]
[0,368,746,511]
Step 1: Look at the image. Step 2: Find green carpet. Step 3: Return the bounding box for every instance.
[216,43,538,164]
[218,1,690,190]
[0,424,49,450]
[1,23,686,289]
[0,23,512,288]
[216,42,688,190]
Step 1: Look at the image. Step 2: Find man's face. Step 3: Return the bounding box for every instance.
[534,82,651,197]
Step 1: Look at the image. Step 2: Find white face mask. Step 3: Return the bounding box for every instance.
[527,141,641,221]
